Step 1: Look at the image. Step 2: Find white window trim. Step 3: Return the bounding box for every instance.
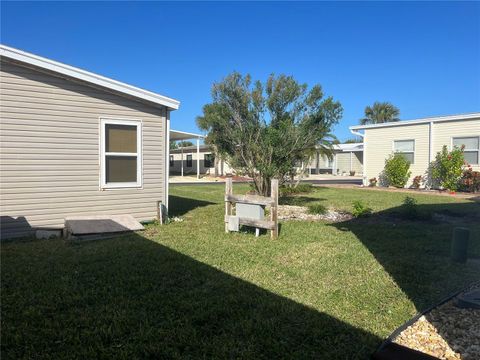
[451,136,480,165]
[393,139,415,164]
[100,117,143,189]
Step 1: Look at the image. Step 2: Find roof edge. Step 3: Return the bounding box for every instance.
[349,112,480,131]
[0,44,180,110]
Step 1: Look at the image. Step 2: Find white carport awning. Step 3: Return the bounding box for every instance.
[169,130,206,180]
[170,129,205,141]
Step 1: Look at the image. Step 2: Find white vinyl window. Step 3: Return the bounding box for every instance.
[393,140,415,164]
[100,118,142,189]
[453,136,479,165]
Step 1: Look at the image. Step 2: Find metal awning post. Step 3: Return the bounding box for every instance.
[181,147,184,177]
[196,138,200,179]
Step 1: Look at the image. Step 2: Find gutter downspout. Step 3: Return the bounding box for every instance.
[165,109,171,210]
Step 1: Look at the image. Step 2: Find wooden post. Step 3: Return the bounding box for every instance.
[270,179,278,239]
[225,177,233,233]
[156,200,163,225]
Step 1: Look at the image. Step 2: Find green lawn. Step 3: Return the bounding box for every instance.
[2,185,479,359]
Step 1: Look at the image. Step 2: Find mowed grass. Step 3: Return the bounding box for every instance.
[2,185,479,359]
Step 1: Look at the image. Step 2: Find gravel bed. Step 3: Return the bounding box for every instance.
[278,205,353,222]
[394,285,480,360]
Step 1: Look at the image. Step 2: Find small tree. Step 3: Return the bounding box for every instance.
[197,72,342,196]
[431,145,465,191]
[384,153,411,188]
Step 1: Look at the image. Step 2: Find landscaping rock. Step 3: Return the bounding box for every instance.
[278,205,352,222]
[394,284,480,360]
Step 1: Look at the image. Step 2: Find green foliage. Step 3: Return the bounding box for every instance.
[460,167,480,193]
[197,72,342,196]
[431,145,465,191]
[352,200,372,217]
[402,196,418,219]
[344,137,362,144]
[307,203,327,215]
[360,101,400,125]
[384,153,412,188]
[279,183,314,197]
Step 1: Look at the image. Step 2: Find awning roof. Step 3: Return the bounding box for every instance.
[170,129,205,141]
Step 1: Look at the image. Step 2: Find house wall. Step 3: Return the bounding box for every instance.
[335,152,363,175]
[363,118,480,186]
[170,151,234,176]
[0,60,168,239]
[433,120,480,171]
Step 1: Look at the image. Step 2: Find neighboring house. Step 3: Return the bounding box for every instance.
[306,143,364,175]
[170,145,234,177]
[350,113,480,186]
[0,45,180,239]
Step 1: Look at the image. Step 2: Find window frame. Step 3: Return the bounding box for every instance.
[186,154,193,168]
[204,153,214,168]
[451,136,480,165]
[392,139,415,164]
[100,117,143,189]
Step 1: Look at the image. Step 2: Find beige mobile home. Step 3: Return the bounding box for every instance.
[350,113,480,186]
[306,143,363,175]
[170,144,234,177]
[0,45,180,239]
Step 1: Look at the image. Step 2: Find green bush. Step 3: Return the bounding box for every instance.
[279,183,314,197]
[430,145,465,191]
[460,167,480,193]
[402,196,418,219]
[307,203,327,215]
[352,200,372,218]
[384,153,411,188]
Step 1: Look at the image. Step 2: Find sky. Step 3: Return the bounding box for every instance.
[1,1,479,141]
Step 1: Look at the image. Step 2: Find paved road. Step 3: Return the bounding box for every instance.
[170,178,362,186]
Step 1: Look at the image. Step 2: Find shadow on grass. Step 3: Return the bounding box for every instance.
[169,195,215,217]
[332,200,480,357]
[331,200,480,311]
[279,196,326,206]
[1,234,380,359]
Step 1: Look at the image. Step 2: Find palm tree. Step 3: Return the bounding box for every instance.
[360,102,400,125]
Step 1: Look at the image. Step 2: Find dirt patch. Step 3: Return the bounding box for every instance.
[394,284,480,360]
[278,205,353,222]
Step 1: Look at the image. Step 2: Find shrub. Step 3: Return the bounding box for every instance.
[384,153,412,188]
[352,200,372,218]
[349,170,356,176]
[460,167,480,193]
[411,175,423,189]
[369,177,378,187]
[402,196,418,219]
[307,203,327,215]
[279,183,314,197]
[430,145,465,191]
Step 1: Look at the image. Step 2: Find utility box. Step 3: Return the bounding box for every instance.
[236,203,264,220]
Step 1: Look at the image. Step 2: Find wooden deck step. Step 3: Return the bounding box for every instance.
[64,214,144,240]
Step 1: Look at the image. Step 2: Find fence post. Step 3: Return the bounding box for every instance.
[270,179,278,239]
[225,177,233,233]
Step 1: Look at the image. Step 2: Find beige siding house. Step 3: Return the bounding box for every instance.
[170,145,234,177]
[306,143,363,175]
[350,113,480,186]
[0,45,179,239]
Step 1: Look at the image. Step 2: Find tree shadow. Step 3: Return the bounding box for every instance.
[1,233,380,359]
[279,196,327,206]
[331,200,480,357]
[169,195,215,217]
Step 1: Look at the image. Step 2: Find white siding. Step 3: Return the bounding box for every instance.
[0,60,167,239]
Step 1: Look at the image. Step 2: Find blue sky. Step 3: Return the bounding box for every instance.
[2,1,479,141]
